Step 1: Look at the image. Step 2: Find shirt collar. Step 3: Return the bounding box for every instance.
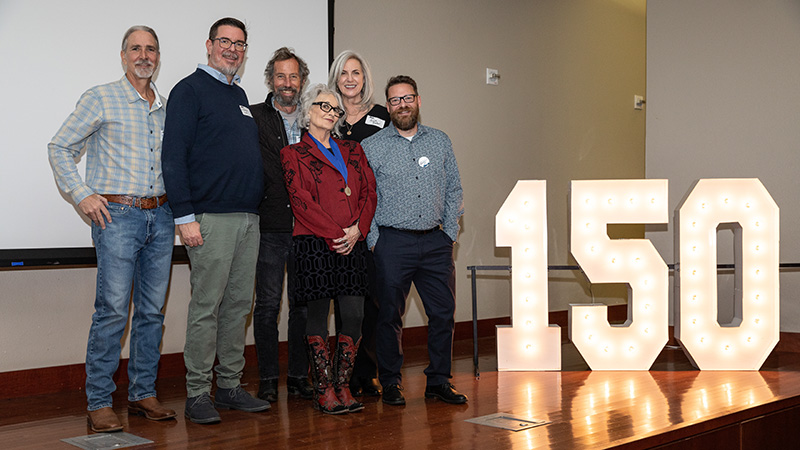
[198,63,241,85]
[388,122,425,139]
[120,75,164,110]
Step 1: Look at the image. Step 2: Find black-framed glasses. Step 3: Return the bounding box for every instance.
[312,101,345,118]
[212,37,248,51]
[387,94,417,106]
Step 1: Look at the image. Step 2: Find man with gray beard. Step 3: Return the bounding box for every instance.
[48,25,176,432]
[249,47,314,402]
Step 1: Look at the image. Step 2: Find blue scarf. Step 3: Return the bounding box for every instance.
[308,134,348,183]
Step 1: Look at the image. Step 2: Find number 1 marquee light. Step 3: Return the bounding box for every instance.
[495,178,780,371]
[496,181,561,370]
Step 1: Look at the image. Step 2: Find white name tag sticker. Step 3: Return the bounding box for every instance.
[240,105,253,117]
[365,115,385,128]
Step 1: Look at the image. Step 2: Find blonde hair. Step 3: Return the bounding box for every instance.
[327,50,375,108]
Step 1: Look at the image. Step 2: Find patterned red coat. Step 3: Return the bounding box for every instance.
[280,133,377,250]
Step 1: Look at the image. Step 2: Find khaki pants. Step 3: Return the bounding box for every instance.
[183,212,260,398]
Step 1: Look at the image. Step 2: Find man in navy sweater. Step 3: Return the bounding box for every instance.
[162,17,269,424]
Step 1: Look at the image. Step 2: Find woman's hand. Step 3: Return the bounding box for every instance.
[333,223,361,255]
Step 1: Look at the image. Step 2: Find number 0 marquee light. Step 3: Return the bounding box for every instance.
[675,179,779,370]
[569,180,669,370]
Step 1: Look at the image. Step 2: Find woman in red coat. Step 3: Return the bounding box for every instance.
[280,84,376,414]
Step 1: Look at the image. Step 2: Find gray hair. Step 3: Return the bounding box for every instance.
[327,50,376,108]
[300,84,345,138]
[121,25,159,52]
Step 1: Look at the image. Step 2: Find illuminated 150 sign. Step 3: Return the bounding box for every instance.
[496,179,779,371]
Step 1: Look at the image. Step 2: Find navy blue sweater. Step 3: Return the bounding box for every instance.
[162,69,263,218]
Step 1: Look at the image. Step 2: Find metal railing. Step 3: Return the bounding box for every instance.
[467,263,800,377]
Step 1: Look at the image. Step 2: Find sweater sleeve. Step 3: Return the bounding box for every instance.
[161,81,199,219]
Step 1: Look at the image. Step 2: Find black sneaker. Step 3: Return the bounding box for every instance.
[382,384,406,406]
[257,379,278,403]
[424,383,468,404]
[215,385,271,412]
[185,392,221,424]
[286,377,313,400]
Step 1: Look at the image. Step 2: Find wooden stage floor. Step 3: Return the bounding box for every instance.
[3,338,800,449]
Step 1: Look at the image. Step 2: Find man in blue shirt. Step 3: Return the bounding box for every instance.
[48,25,176,432]
[362,75,467,406]
[162,17,269,424]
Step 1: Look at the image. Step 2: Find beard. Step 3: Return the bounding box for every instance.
[132,59,156,78]
[390,105,420,131]
[273,86,300,107]
[214,50,242,77]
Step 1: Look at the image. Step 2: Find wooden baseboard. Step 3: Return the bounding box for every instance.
[0,317,510,401]
[2,308,796,400]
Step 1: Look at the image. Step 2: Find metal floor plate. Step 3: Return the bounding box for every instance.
[465,412,551,432]
[61,432,153,450]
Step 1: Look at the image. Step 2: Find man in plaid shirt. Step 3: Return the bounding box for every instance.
[48,25,176,433]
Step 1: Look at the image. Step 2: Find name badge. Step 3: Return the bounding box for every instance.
[240,105,253,118]
[365,115,385,128]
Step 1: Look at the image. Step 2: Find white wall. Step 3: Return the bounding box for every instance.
[646,0,800,330]
[0,0,329,250]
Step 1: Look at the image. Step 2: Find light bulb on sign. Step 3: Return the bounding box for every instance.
[569,179,669,370]
[496,181,560,370]
[675,178,779,370]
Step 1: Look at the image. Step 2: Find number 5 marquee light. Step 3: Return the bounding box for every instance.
[495,179,779,371]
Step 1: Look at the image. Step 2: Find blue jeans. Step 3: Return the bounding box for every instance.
[86,201,174,411]
[253,232,308,380]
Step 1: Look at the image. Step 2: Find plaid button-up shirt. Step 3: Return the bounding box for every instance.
[48,76,166,205]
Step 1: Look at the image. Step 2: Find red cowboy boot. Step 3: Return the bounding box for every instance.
[333,335,364,412]
[305,335,347,415]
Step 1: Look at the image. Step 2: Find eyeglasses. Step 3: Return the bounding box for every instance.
[387,94,417,106]
[312,101,345,118]
[212,37,248,52]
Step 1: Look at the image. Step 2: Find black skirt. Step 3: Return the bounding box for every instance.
[292,235,368,304]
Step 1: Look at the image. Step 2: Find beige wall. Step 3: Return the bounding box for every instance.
[646,0,800,330]
[0,0,646,373]
[333,0,647,326]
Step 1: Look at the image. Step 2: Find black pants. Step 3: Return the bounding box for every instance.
[373,227,456,387]
[351,251,380,380]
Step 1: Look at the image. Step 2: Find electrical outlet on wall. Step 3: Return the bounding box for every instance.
[634,95,645,110]
[486,68,500,85]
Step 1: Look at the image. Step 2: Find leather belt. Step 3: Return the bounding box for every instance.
[386,226,441,235]
[101,194,168,209]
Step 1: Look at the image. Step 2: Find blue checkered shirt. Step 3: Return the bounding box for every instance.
[362,123,464,248]
[48,76,166,205]
[273,97,302,145]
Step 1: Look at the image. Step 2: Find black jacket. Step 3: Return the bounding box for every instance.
[250,93,294,232]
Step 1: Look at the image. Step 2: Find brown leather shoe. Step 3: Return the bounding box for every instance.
[87,407,123,432]
[128,397,177,421]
